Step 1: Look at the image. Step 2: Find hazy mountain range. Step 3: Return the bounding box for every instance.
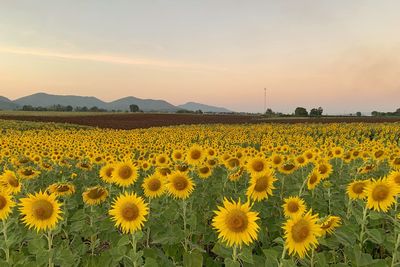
[0,93,232,113]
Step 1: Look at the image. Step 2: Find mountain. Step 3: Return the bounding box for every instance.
[1,92,232,113]
[14,93,106,108]
[107,97,178,112]
[0,96,18,110]
[178,102,231,113]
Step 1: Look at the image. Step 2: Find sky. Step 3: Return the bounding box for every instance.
[0,0,399,114]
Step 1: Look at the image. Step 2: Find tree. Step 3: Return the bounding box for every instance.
[371,111,379,116]
[294,107,308,117]
[395,108,400,115]
[129,104,139,112]
[356,112,362,117]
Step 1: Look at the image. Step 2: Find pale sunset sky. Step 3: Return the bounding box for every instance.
[0,1,399,113]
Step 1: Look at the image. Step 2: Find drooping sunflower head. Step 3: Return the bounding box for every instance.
[347,180,369,200]
[283,210,322,258]
[99,163,115,184]
[388,170,400,187]
[365,178,398,212]
[282,196,306,218]
[212,198,260,247]
[320,215,341,235]
[82,186,109,206]
[0,191,15,221]
[19,191,62,232]
[112,162,138,187]
[0,170,22,194]
[316,161,332,179]
[279,161,298,175]
[17,168,40,180]
[390,157,400,170]
[47,182,75,197]
[142,174,165,198]
[246,171,277,202]
[109,192,149,234]
[197,165,212,179]
[307,171,321,190]
[166,171,195,199]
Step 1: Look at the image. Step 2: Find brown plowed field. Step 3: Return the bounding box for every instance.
[0,113,399,129]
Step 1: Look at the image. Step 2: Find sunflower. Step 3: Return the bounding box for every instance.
[47,182,75,197]
[82,186,109,206]
[156,154,170,167]
[17,168,40,180]
[390,157,400,170]
[295,155,308,167]
[172,150,184,162]
[112,162,138,187]
[320,216,341,235]
[19,191,62,232]
[316,161,332,179]
[212,198,260,247]
[388,170,400,187]
[307,171,321,190]
[365,178,398,212]
[0,170,22,194]
[142,174,165,198]
[197,165,212,179]
[347,180,369,200]
[109,192,149,234]
[0,191,15,220]
[282,196,307,218]
[279,161,298,175]
[283,210,322,258]
[99,163,115,184]
[186,145,205,166]
[166,171,195,199]
[246,171,277,202]
[246,157,269,176]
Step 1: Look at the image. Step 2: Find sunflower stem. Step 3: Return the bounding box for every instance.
[346,198,352,219]
[2,220,9,263]
[146,199,151,248]
[391,231,400,267]
[298,176,307,197]
[182,200,188,251]
[89,205,97,256]
[279,246,287,267]
[46,230,54,267]
[131,232,138,267]
[359,204,368,250]
[232,245,238,262]
[310,248,315,267]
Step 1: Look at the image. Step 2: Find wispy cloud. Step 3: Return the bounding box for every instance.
[0,45,225,71]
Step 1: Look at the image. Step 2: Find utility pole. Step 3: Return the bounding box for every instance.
[264,88,266,114]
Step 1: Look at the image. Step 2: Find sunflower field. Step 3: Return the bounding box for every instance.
[0,119,400,267]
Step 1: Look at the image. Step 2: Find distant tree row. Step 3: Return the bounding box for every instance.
[176,109,203,114]
[371,108,400,117]
[265,107,323,117]
[21,105,107,112]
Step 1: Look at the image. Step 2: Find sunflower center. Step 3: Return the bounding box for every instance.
[287,202,299,213]
[254,177,269,192]
[372,185,389,201]
[7,176,19,187]
[175,152,182,159]
[283,164,295,171]
[309,174,318,185]
[352,182,365,194]
[22,169,34,176]
[252,161,264,172]
[87,188,105,199]
[118,166,133,179]
[291,219,310,242]
[199,166,210,174]
[228,158,240,168]
[226,210,249,233]
[321,220,333,230]
[56,185,70,192]
[297,157,305,164]
[148,178,161,191]
[32,200,54,220]
[394,158,400,165]
[375,150,384,158]
[173,176,188,191]
[158,157,166,164]
[0,196,7,209]
[121,203,139,221]
[318,165,327,174]
[105,168,114,177]
[394,174,400,185]
[190,150,201,160]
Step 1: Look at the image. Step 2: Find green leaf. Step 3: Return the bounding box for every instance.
[118,235,131,247]
[144,257,159,267]
[211,243,231,259]
[27,238,46,255]
[367,229,384,244]
[238,247,253,264]
[224,258,240,267]
[183,251,203,267]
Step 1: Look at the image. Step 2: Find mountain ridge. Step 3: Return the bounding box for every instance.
[0,92,231,113]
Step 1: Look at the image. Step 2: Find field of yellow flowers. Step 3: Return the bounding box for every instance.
[0,119,399,267]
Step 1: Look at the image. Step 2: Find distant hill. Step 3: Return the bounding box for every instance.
[0,92,232,113]
[0,96,18,110]
[107,97,178,112]
[178,102,231,113]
